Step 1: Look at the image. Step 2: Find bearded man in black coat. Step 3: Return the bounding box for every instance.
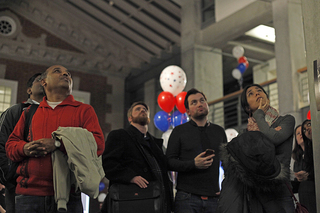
[102,102,173,213]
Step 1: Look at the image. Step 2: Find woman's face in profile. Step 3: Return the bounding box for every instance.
[303,121,312,140]
[295,126,304,146]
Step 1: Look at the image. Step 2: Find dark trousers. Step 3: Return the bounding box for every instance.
[174,190,218,213]
[15,192,83,213]
[5,183,15,213]
[299,180,316,213]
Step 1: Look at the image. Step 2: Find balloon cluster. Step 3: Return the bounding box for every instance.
[154,65,189,132]
[231,46,249,80]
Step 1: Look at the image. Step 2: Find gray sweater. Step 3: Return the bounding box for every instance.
[253,109,295,179]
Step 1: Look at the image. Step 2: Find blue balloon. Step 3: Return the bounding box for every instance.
[171,110,189,128]
[99,182,105,191]
[154,111,170,132]
[237,63,247,74]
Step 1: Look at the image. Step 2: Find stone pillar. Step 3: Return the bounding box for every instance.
[252,58,276,84]
[301,0,320,210]
[106,75,125,133]
[180,0,224,126]
[180,0,201,91]
[180,0,224,102]
[252,59,279,111]
[272,0,306,125]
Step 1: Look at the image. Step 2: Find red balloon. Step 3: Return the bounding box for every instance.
[176,91,187,113]
[157,91,175,113]
[238,56,249,68]
[307,110,311,120]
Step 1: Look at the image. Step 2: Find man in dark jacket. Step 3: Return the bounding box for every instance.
[102,101,173,213]
[166,88,227,213]
[0,73,44,213]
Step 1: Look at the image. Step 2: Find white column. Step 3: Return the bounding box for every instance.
[180,0,224,126]
[272,0,306,124]
[301,0,320,210]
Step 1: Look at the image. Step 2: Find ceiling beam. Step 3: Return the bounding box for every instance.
[112,0,180,44]
[152,0,181,17]
[131,0,180,30]
[88,0,170,49]
[13,0,153,63]
[68,0,163,57]
[48,0,153,62]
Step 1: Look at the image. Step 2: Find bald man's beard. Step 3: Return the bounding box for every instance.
[131,115,150,126]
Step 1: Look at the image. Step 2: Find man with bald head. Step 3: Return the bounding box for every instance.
[6,65,104,212]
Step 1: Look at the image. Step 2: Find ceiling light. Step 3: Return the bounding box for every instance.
[245,25,275,43]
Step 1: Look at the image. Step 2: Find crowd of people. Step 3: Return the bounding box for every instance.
[0,65,316,213]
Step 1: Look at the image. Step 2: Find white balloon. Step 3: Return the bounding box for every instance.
[232,45,244,59]
[160,65,187,96]
[161,129,173,149]
[232,68,242,80]
[225,128,238,142]
[98,193,107,202]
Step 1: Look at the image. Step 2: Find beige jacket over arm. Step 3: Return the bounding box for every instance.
[51,127,105,212]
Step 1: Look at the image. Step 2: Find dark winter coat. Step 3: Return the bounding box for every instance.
[217,131,289,213]
[102,125,173,212]
[0,99,35,185]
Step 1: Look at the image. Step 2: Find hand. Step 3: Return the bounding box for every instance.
[23,140,46,157]
[0,183,5,191]
[130,176,149,188]
[274,126,282,131]
[23,138,56,158]
[195,151,215,169]
[36,138,56,154]
[0,205,5,213]
[295,171,309,182]
[258,98,270,113]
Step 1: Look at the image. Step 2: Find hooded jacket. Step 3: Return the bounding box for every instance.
[217,131,289,213]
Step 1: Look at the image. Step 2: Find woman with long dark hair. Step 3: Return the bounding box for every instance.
[292,125,308,182]
[298,119,316,213]
[291,125,306,194]
[292,125,304,172]
[218,84,295,213]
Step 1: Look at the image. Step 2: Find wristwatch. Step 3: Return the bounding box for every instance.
[55,140,61,148]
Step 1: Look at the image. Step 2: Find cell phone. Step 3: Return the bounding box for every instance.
[204,149,215,157]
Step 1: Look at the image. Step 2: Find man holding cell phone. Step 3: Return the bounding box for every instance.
[166,88,227,213]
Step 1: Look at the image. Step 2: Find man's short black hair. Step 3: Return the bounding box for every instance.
[27,73,42,88]
[184,88,207,110]
[26,73,42,98]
